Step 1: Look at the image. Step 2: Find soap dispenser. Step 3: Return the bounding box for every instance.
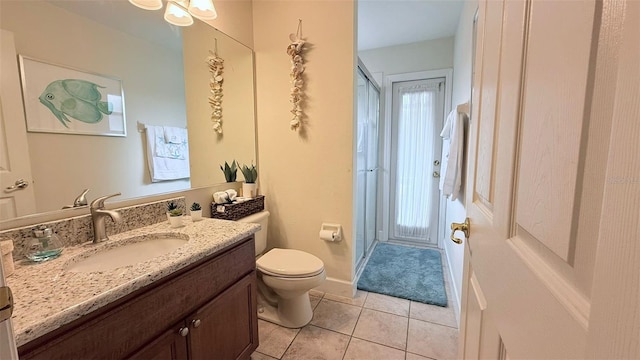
[26,225,63,262]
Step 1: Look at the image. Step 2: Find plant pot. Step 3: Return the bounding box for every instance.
[242,182,258,198]
[168,215,184,228]
[191,209,202,222]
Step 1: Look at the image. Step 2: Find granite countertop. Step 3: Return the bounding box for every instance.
[6,217,260,347]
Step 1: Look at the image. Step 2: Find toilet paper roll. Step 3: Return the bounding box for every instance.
[319,230,336,241]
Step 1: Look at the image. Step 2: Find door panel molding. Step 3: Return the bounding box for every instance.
[514,0,597,263]
[508,235,590,329]
[474,0,504,207]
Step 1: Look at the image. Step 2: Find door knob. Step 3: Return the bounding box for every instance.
[4,179,28,193]
[192,319,201,328]
[178,326,189,337]
[450,218,470,244]
[433,171,440,178]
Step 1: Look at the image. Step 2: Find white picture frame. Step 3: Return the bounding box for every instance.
[18,55,126,137]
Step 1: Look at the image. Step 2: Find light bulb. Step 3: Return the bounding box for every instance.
[128,0,163,11]
[188,0,217,20]
[164,1,194,26]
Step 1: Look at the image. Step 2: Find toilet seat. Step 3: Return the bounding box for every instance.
[257,248,324,278]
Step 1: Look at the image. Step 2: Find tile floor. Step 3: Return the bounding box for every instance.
[251,288,459,360]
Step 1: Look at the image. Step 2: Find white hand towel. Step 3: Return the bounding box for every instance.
[439,109,465,201]
[154,134,187,160]
[226,189,238,201]
[213,192,228,204]
[213,189,238,204]
[146,125,190,182]
[163,126,187,144]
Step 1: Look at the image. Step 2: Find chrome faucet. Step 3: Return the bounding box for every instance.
[62,188,90,209]
[90,192,122,243]
[73,188,90,207]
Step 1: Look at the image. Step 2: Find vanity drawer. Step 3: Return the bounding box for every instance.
[19,236,256,360]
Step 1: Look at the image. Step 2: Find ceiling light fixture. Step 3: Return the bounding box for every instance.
[128,0,217,26]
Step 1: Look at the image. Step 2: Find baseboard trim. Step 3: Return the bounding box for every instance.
[444,240,461,326]
[315,277,355,298]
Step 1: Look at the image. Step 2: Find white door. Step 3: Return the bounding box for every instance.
[389,78,444,245]
[457,0,640,358]
[0,254,18,360]
[0,29,36,220]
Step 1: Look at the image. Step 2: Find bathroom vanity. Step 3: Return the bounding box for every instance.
[7,218,260,360]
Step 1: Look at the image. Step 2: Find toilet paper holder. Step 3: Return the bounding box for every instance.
[319,223,342,242]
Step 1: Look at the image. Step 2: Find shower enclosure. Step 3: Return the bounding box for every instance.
[355,62,380,271]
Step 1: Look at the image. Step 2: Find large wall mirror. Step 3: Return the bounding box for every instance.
[0,0,256,222]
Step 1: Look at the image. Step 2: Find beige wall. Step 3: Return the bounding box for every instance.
[253,0,356,292]
[183,21,256,187]
[203,0,254,48]
[445,0,478,319]
[358,37,455,77]
[1,1,189,213]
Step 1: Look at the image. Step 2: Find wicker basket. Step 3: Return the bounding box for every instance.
[210,195,265,221]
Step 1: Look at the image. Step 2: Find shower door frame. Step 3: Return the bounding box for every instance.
[354,60,381,272]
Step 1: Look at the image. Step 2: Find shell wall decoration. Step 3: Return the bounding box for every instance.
[207,42,224,134]
[287,20,305,131]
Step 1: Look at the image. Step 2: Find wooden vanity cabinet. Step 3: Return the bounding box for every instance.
[130,273,257,360]
[18,237,258,360]
[187,274,257,359]
[128,319,190,360]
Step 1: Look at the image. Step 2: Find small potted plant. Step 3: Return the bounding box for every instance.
[190,202,202,221]
[240,163,258,198]
[167,201,184,228]
[220,160,238,182]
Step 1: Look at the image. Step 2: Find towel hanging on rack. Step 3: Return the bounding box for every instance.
[439,104,468,200]
[163,126,187,144]
[145,125,190,182]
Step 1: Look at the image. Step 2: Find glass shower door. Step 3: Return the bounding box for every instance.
[355,68,379,269]
[364,80,379,254]
[356,71,367,265]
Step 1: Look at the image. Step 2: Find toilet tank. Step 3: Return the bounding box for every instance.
[237,210,270,255]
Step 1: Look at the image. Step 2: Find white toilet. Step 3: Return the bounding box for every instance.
[238,210,326,328]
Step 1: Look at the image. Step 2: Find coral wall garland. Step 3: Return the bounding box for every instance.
[287,20,305,131]
[207,41,224,134]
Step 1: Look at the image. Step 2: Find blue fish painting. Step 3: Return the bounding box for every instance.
[39,79,113,128]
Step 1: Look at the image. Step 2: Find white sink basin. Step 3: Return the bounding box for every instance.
[67,234,189,273]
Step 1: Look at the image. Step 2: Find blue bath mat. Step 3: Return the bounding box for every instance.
[357,243,448,307]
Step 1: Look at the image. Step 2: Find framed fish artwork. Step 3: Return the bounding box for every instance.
[18,55,126,137]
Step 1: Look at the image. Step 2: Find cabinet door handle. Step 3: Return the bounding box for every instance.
[178,327,189,337]
[192,319,201,328]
